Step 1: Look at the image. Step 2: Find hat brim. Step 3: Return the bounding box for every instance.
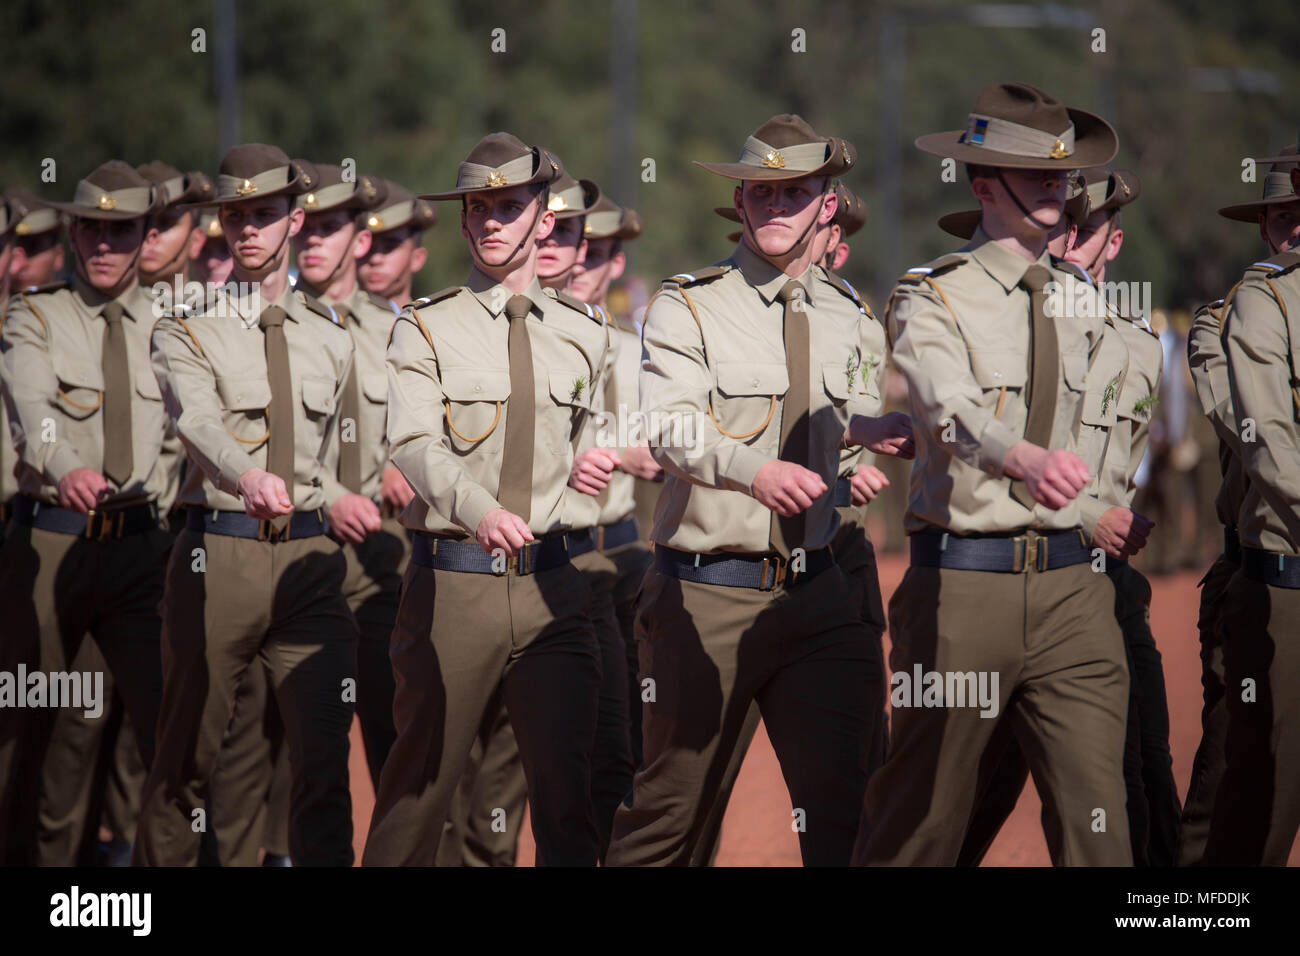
[937,209,982,240]
[714,205,742,223]
[176,170,305,210]
[1218,195,1300,223]
[419,161,559,202]
[916,107,1117,170]
[44,200,154,221]
[552,178,602,219]
[693,152,850,182]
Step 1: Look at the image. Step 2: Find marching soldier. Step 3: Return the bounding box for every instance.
[0,162,172,865]
[6,188,66,289]
[192,211,234,289]
[695,176,892,866]
[855,84,1132,866]
[605,114,913,867]
[136,162,215,292]
[1202,145,1300,865]
[362,133,608,866]
[357,178,436,309]
[1180,143,1300,864]
[136,144,358,866]
[1,191,30,539]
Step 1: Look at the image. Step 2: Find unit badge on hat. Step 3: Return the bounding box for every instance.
[302,193,318,208]
[97,194,116,210]
[367,214,384,230]
[762,150,786,169]
[548,194,569,211]
[236,178,257,196]
[361,176,377,200]
[486,170,507,187]
[1050,139,1069,160]
[968,118,989,145]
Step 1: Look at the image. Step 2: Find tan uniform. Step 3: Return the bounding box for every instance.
[605,242,884,867]
[1209,254,1300,864]
[362,270,608,867]
[857,230,1131,866]
[1178,294,1246,864]
[0,280,172,865]
[134,284,359,866]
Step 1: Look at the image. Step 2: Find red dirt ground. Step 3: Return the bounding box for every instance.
[347,554,1300,866]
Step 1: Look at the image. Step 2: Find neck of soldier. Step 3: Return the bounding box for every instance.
[77,259,138,302]
[477,244,539,295]
[746,232,818,279]
[303,257,358,305]
[979,201,1050,262]
[383,276,413,307]
[236,249,290,305]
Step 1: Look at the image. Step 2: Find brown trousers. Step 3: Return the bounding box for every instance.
[606,558,881,867]
[436,545,634,865]
[856,560,1132,866]
[691,504,889,865]
[1175,551,1236,865]
[0,524,169,865]
[206,518,407,863]
[133,527,357,866]
[1203,570,1300,865]
[362,558,602,866]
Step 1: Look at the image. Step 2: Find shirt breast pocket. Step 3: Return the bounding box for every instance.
[713,361,787,442]
[300,376,336,422]
[442,367,509,452]
[52,354,104,421]
[546,369,592,455]
[967,348,1027,422]
[214,375,272,445]
[362,372,388,406]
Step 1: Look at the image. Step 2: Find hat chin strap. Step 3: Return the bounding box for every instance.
[73,221,146,296]
[995,170,1052,233]
[467,198,545,276]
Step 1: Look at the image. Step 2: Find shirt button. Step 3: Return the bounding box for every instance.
[751,378,759,387]
[474,384,482,393]
[994,371,1002,379]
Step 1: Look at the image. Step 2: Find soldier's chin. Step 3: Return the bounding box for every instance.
[1027,205,1063,230]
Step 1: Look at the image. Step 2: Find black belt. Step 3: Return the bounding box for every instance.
[910,528,1091,573]
[13,494,159,540]
[654,545,834,591]
[411,533,570,576]
[186,507,328,541]
[833,477,854,508]
[1240,546,1300,589]
[597,516,639,551]
[566,527,598,558]
[1223,527,1241,567]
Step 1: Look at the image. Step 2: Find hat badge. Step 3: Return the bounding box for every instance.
[235,179,257,196]
[97,194,117,211]
[303,192,318,208]
[15,222,29,235]
[1050,139,1069,160]
[367,214,384,230]
[548,194,568,212]
[583,223,593,234]
[762,150,786,169]
[486,170,508,187]
[361,177,376,199]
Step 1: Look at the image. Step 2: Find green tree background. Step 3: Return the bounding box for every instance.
[2,0,1298,311]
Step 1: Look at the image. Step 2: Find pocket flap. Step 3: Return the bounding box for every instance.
[135,371,162,401]
[442,367,510,402]
[1061,351,1089,390]
[215,375,270,411]
[362,372,388,403]
[967,348,1027,388]
[52,354,104,391]
[716,362,789,397]
[821,362,851,401]
[548,369,592,409]
[300,376,336,414]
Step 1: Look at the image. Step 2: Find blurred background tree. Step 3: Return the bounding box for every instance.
[2,0,1298,308]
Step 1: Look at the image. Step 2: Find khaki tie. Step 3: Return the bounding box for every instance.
[335,305,363,494]
[100,301,133,488]
[496,294,535,522]
[1009,264,1058,510]
[260,305,294,529]
[770,279,810,558]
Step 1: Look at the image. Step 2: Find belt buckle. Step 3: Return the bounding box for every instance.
[101,510,124,541]
[759,554,787,591]
[1037,535,1051,572]
[257,518,286,543]
[1011,535,1032,573]
[84,508,97,540]
[515,540,536,576]
[595,526,606,551]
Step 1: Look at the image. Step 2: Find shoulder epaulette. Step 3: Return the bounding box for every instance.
[821,269,868,314]
[897,253,965,286]
[592,303,610,325]
[544,286,603,323]
[663,265,731,288]
[409,285,463,309]
[22,281,67,295]
[295,289,340,325]
[368,291,400,315]
[1247,251,1300,277]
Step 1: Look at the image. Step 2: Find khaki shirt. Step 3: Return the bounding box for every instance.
[1,292,15,505]
[835,276,886,482]
[304,282,401,502]
[386,270,608,537]
[887,228,1107,535]
[1223,260,1300,553]
[593,315,640,526]
[1,279,171,509]
[640,242,879,554]
[150,284,354,513]
[1188,296,1248,529]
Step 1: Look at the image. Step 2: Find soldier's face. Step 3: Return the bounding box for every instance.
[737,176,833,257]
[536,215,587,281]
[192,235,234,287]
[566,237,625,304]
[461,185,554,268]
[977,168,1068,229]
[139,206,194,278]
[71,216,146,292]
[16,232,65,287]
[359,228,426,298]
[296,210,368,286]
[220,197,301,272]
[1066,211,1120,276]
[1260,203,1300,253]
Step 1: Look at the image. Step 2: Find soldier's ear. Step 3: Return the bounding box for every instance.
[609,249,626,282]
[535,208,556,242]
[409,244,428,274]
[1106,226,1124,262]
[287,204,306,237]
[1258,214,1271,251]
[351,228,373,260]
[187,226,206,261]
